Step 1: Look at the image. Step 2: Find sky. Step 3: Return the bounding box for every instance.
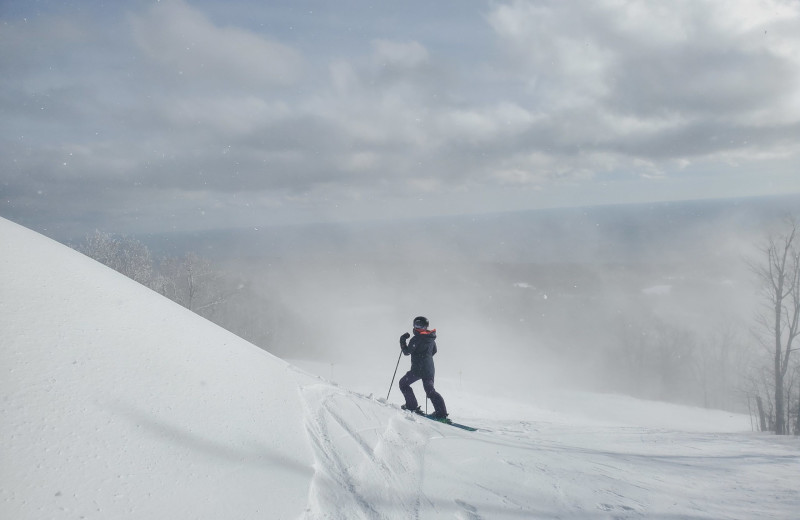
[2,0,800,238]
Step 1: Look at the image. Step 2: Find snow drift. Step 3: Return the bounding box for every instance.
[2,217,798,519]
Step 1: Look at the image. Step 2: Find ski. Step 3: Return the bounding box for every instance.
[425,415,478,432]
[396,403,478,431]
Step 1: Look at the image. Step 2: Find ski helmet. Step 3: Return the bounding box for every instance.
[413,316,429,330]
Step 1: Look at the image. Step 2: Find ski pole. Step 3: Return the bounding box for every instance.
[386,351,402,400]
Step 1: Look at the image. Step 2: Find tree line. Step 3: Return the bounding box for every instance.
[603,217,800,435]
[76,230,228,315]
[72,230,305,359]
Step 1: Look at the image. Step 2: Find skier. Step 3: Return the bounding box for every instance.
[398,316,448,420]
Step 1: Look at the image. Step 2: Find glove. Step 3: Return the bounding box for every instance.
[399,332,411,354]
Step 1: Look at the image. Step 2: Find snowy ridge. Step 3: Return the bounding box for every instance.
[2,217,799,519]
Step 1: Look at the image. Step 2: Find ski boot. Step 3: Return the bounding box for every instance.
[401,405,425,416]
[427,412,452,424]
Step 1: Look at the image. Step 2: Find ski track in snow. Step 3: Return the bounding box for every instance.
[300,384,431,519]
[291,372,799,520]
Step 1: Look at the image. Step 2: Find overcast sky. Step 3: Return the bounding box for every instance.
[2,0,800,238]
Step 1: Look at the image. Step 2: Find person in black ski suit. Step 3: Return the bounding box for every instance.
[398,316,448,419]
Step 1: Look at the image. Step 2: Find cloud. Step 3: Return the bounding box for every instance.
[371,39,430,69]
[158,96,293,136]
[129,0,303,88]
[434,103,538,144]
[487,0,800,159]
[2,0,799,237]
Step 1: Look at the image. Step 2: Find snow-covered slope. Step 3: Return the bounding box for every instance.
[0,218,318,519]
[2,217,799,519]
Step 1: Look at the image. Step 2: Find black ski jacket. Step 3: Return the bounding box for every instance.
[401,329,438,379]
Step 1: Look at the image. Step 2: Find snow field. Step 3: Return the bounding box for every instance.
[2,217,799,519]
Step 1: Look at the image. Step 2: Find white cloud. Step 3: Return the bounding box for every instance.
[159,96,291,136]
[129,0,303,88]
[371,39,430,69]
[487,0,800,165]
[435,103,537,143]
[488,0,800,116]
[329,60,360,95]
[487,1,615,108]
[337,151,381,173]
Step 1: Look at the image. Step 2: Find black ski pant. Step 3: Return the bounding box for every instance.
[399,371,447,416]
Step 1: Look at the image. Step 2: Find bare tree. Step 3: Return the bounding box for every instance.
[796,365,800,435]
[75,232,286,355]
[158,253,229,317]
[786,368,797,435]
[752,216,800,434]
[77,230,154,287]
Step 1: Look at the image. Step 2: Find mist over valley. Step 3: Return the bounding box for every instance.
[100,194,800,413]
